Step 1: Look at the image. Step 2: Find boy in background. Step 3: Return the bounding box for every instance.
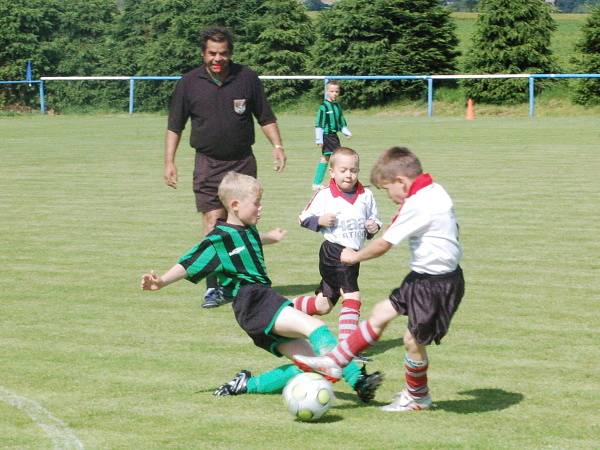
[141,171,381,401]
[294,147,465,412]
[312,80,352,191]
[297,148,381,360]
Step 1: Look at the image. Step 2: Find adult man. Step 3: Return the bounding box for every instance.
[165,27,286,308]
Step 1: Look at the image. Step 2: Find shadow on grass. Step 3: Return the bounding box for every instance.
[364,337,404,358]
[272,284,317,297]
[434,389,524,414]
[296,414,343,424]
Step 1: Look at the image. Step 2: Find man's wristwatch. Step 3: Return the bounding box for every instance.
[274,144,284,150]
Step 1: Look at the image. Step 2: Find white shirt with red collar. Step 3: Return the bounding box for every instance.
[383,174,462,275]
[299,180,382,251]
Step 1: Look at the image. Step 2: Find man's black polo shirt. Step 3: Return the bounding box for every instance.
[167,63,277,161]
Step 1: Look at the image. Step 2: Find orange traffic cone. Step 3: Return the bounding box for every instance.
[465,98,475,120]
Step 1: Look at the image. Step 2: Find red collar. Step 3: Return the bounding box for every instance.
[329,179,365,205]
[391,173,433,223]
[407,173,433,197]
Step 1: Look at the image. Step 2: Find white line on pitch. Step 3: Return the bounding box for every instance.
[0,385,85,450]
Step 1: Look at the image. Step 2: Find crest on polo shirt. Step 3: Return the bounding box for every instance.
[233,99,246,114]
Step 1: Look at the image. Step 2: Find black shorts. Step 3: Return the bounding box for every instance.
[389,266,464,346]
[322,133,341,156]
[232,284,293,356]
[193,152,257,213]
[317,241,360,305]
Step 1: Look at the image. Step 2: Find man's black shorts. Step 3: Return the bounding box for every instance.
[232,284,293,356]
[322,133,341,156]
[389,266,464,346]
[317,241,360,305]
[193,152,257,213]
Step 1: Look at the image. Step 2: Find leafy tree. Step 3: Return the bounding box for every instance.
[310,0,459,108]
[0,0,62,108]
[242,0,314,104]
[572,6,600,105]
[463,0,557,104]
[43,0,120,111]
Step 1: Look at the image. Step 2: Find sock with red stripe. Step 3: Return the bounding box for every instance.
[404,355,429,398]
[328,320,380,367]
[293,295,318,315]
[307,325,363,388]
[338,299,361,341]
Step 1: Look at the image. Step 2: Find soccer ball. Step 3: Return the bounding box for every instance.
[282,372,335,421]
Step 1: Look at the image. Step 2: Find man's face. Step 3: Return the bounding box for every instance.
[202,40,230,74]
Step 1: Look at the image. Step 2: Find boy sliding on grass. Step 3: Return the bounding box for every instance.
[297,147,381,360]
[141,171,381,401]
[294,147,465,412]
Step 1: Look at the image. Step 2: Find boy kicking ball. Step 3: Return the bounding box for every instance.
[294,147,465,412]
[141,171,381,402]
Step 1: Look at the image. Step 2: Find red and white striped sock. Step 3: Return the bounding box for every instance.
[338,299,361,341]
[327,320,380,367]
[404,355,429,398]
[293,295,318,316]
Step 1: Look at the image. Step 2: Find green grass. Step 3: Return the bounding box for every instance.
[1,114,599,449]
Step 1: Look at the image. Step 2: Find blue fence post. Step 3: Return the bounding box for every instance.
[39,81,45,114]
[427,77,433,117]
[529,77,535,118]
[129,78,135,114]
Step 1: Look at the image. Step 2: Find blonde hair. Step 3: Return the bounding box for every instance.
[370,146,423,187]
[330,146,359,169]
[218,171,262,205]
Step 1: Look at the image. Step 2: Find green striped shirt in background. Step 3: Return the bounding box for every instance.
[315,99,348,134]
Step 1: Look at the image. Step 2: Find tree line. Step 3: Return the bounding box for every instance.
[1,0,598,112]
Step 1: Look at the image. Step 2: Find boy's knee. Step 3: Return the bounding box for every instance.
[369,299,397,332]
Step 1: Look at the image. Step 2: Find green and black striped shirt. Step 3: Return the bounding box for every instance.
[315,99,348,134]
[178,221,271,299]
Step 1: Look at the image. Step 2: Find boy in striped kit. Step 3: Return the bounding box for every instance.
[141,171,381,401]
[312,80,352,191]
[294,147,465,412]
[297,148,381,360]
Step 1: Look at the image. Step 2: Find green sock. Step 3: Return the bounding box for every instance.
[246,364,302,394]
[312,161,328,185]
[307,325,362,388]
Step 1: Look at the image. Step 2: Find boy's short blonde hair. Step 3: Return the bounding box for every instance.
[330,146,359,168]
[370,146,423,187]
[218,171,262,206]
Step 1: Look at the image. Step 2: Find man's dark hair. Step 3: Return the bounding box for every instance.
[201,27,234,53]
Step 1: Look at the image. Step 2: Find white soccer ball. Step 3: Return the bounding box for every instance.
[282,372,335,421]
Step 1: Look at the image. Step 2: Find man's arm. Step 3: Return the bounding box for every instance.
[164,129,182,188]
[341,238,392,265]
[260,122,287,173]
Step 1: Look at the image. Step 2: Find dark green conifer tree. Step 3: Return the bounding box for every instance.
[572,6,600,105]
[463,0,557,104]
[310,0,459,108]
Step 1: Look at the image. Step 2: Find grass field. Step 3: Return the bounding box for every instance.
[1,113,599,449]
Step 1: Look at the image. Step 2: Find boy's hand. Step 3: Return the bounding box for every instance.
[365,219,380,234]
[141,271,164,291]
[341,248,358,265]
[341,127,352,138]
[262,227,287,244]
[318,213,337,227]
